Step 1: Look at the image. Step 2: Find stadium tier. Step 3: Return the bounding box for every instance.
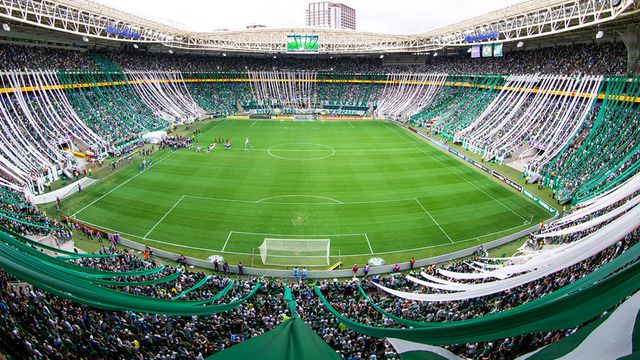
[0,0,639,358]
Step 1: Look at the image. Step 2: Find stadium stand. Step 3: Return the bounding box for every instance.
[0,0,638,358]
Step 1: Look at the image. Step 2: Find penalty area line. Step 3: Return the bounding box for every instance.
[364,233,374,254]
[70,217,536,258]
[144,195,185,239]
[221,231,233,252]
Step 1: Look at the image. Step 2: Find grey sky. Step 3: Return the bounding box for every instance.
[97,0,524,34]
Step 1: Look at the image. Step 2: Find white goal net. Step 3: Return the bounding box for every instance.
[258,238,330,266]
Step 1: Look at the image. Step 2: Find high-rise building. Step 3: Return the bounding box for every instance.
[305,2,356,30]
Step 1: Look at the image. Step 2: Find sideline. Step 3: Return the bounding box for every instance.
[415,198,454,243]
[381,121,530,222]
[71,150,176,217]
[71,119,227,217]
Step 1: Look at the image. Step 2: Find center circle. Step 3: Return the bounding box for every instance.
[267,143,336,161]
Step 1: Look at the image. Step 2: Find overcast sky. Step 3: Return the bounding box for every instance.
[97,0,524,34]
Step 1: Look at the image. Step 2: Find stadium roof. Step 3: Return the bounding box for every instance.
[0,0,638,54]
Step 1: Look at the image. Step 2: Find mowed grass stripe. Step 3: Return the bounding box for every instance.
[67,119,550,266]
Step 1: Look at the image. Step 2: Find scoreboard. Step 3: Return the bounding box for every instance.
[286,34,319,53]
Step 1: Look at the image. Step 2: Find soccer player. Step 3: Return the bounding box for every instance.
[245,137,252,152]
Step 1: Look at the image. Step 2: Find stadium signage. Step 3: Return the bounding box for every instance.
[464,31,500,43]
[522,189,557,214]
[492,172,505,182]
[504,179,523,192]
[105,24,141,40]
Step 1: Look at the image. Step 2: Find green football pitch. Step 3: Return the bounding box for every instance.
[64,119,550,267]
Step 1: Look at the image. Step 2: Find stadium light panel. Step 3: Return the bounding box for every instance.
[82,36,89,42]
[222,52,227,57]
[517,41,524,48]
[133,44,139,49]
[596,30,604,39]
[168,50,173,54]
[379,54,384,59]
[2,24,9,32]
[433,52,438,57]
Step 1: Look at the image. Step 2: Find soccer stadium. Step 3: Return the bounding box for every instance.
[0,0,639,358]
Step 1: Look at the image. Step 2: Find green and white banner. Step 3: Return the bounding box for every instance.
[517,290,640,360]
[386,290,640,359]
[387,338,463,360]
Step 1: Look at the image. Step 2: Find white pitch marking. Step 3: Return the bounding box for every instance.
[230,230,367,237]
[71,120,227,218]
[382,122,529,222]
[71,217,533,257]
[415,198,454,244]
[71,150,176,218]
[144,195,185,239]
[267,143,336,161]
[183,194,415,206]
[221,231,233,252]
[255,194,343,204]
[364,233,374,254]
[201,119,227,135]
[251,148,415,152]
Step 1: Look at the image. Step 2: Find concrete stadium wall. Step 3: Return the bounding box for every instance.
[116,220,554,279]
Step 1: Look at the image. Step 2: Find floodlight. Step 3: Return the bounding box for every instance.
[82,36,89,42]
[133,44,139,49]
[168,49,173,54]
[379,54,384,59]
[433,52,438,57]
[222,52,227,57]
[596,30,604,39]
[517,41,524,48]
[2,24,9,32]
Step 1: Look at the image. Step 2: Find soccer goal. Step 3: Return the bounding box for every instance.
[258,238,330,266]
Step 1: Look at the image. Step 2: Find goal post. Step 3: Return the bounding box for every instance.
[258,238,330,266]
